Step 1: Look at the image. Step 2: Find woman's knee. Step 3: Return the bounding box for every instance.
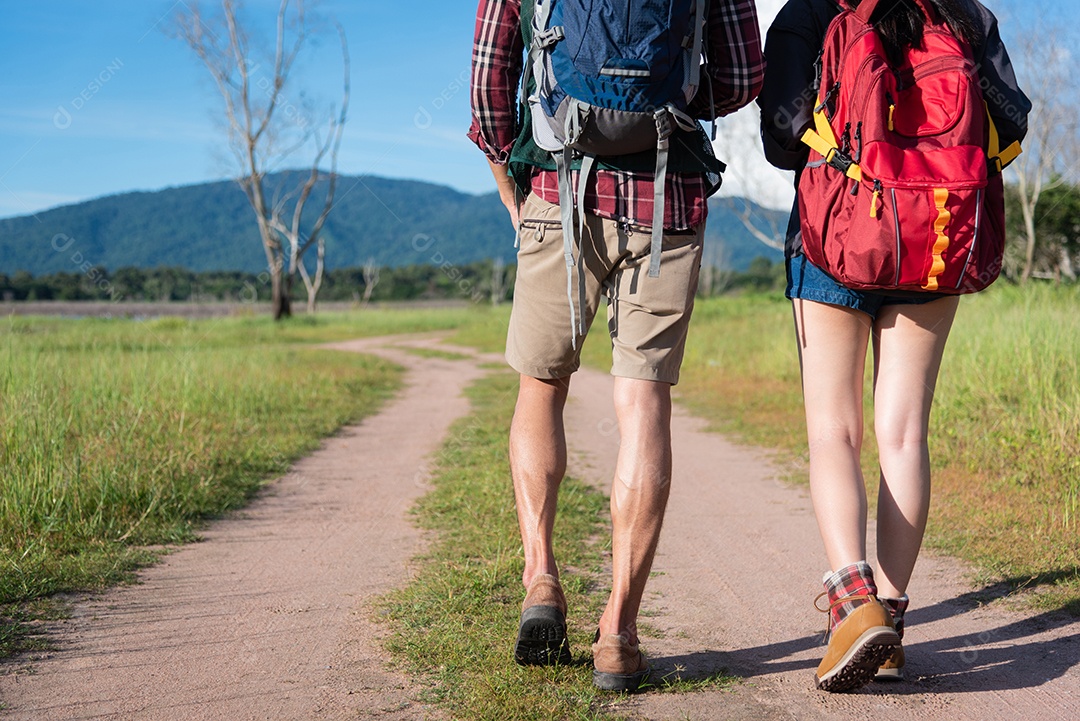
[806,412,864,456]
[874,413,929,457]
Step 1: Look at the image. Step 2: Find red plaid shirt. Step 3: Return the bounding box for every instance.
[469,0,765,229]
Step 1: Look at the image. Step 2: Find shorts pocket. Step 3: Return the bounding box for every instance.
[517,217,562,256]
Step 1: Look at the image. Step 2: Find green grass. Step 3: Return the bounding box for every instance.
[0,306,492,657]
[379,371,736,721]
[928,284,1080,609]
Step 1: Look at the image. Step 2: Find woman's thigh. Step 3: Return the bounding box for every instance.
[871,297,961,441]
[792,298,873,441]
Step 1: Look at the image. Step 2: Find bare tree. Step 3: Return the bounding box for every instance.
[490,256,507,305]
[171,0,350,319]
[711,106,793,252]
[361,257,380,307]
[1009,25,1080,283]
[722,196,786,252]
[697,237,736,297]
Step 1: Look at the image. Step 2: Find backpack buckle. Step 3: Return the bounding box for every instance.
[654,108,674,141]
[825,148,855,176]
[534,26,564,49]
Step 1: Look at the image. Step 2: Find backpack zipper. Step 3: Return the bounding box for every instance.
[870,179,883,218]
[898,56,970,87]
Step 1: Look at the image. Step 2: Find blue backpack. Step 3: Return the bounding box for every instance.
[525,0,712,343]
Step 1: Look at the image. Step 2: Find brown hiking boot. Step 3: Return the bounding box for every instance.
[876,594,908,681]
[592,632,650,692]
[876,645,905,681]
[815,595,900,692]
[514,574,571,666]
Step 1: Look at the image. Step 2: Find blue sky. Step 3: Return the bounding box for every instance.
[0,0,1069,220]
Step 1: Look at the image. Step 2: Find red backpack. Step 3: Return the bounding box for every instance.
[798,0,1021,293]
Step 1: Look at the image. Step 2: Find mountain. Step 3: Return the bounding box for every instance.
[0,174,784,275]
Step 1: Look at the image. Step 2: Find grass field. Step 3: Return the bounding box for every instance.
[0,306,488,656]
[677,285,1080,611]
[2,280,1075,683]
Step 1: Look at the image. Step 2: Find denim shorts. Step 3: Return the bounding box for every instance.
[786,254,948,319]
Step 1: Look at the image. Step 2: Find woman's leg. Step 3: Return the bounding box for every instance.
[871,297,960,598]
[792,299,874,570]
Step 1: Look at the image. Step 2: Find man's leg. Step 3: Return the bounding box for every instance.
[506,195,609,665]
[509,373,571,587]
[590,217,700,690]
[510,373,576,666]
[598,376,673,644]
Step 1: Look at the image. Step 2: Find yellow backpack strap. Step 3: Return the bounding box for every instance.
[985,102,1022,173]
[800,109,863,182]
[814,106,840,148]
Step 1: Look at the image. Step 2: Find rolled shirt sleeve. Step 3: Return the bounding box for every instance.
[468,0,524,164]
[690,0,767,119]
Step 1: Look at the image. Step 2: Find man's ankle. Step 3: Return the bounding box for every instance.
[597,611,638,645]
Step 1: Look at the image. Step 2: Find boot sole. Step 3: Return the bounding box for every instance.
[874,665,904,681]
[514,605,571,666]
[816,626,900,693]
[592,666,651,693]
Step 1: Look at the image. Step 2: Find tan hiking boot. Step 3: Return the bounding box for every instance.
[876,645,905,681]
[592,632,650,692]
[514,574,571,666]
[876,594,908,681]
[815,596,900,692]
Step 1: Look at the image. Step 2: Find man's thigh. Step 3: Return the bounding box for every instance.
[604,223,703,385]
[506,194,607,379]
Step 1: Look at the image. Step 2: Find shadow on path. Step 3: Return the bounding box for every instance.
[649,576,1080,696]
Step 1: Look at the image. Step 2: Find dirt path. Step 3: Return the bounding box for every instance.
[563,365,1080,720]
[0,336,481,721]
[2,335,1077,720]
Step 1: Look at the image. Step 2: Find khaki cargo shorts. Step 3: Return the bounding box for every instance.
[506,194,703,385]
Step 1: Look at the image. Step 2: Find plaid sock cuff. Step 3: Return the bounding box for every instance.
[823,561,877,631]
[880,595,909,639]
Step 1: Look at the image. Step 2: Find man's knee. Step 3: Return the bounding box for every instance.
[612,377,671,418]
[518,373,571,404]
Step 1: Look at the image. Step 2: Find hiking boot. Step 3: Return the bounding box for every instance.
[815,596,900,692]
[876,646,905,681]
[514,573,571,666]
[592,632,650,692]
[875,595,909,681]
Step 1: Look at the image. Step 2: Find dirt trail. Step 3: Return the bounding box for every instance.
[0,336,479,721]
[2,335,1077,720]
[563,365,1080,720]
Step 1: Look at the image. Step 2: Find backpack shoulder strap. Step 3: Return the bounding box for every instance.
[857,0,938,24]
[854,0,882,22]
[985,102,1022,173]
